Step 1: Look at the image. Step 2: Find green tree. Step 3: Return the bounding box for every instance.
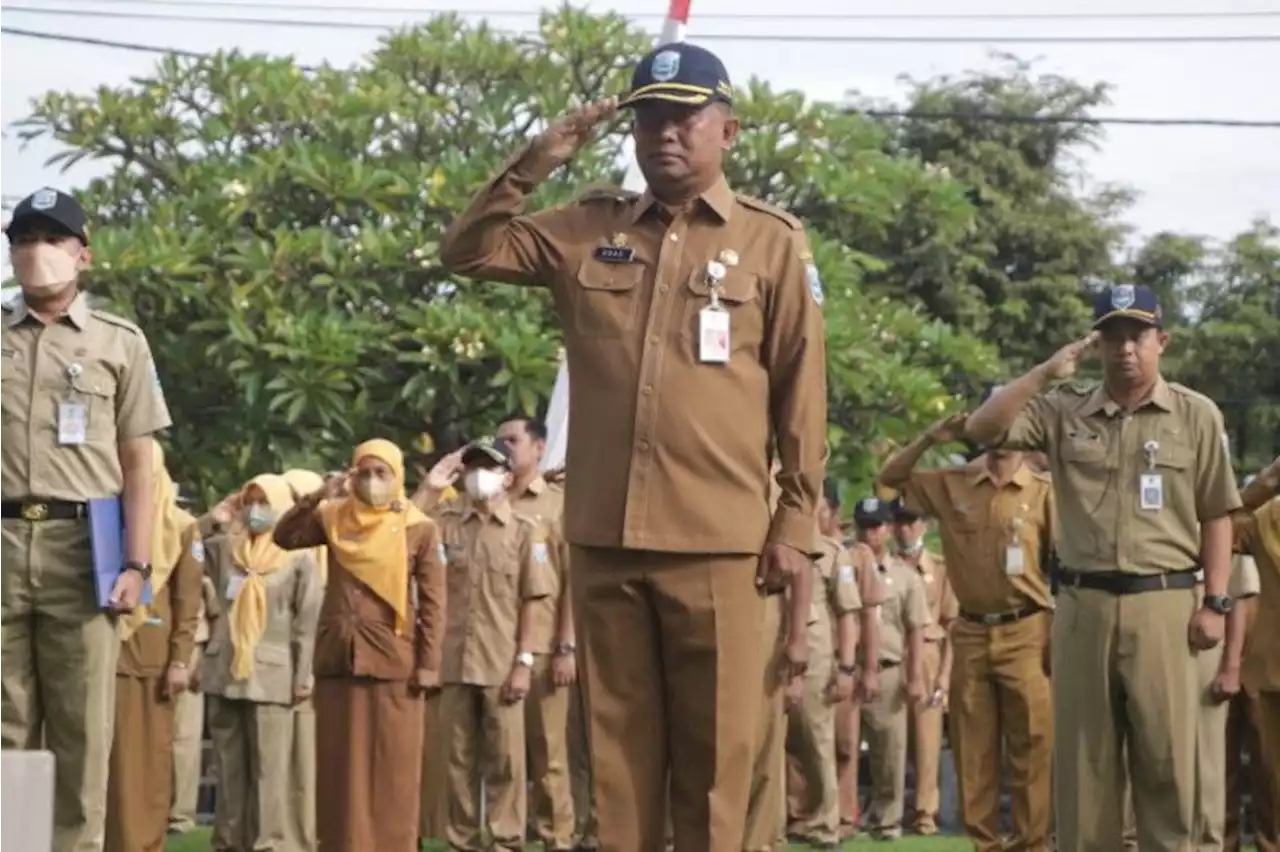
[15,8,1002,503]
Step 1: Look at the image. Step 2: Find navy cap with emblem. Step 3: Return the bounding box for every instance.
[4,187,90,245]
[620,42,733,108]
[462,436,514,470]
[1093,284,1162,329]
[853,496,893,527]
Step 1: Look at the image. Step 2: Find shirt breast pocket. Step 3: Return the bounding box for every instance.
[680,270,763,358]
[1060,434,1113,505]
[69,364,119,442]
[573,259,645,340]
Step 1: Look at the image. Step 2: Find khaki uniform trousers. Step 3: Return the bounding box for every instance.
[743,595,786,852]
[169,646,205,834]
[834,692,863,834]
[440,683,527,852]
[1,519,121,852]
[567,683,598,849]
[420,691,448,841]
[909,639,944,833]
[949,613,1052,852]
[282,698,317,852]
[1054,586,1200,852]
[784,649,840,846]
[1191,642,1228,852]
[861,663,908,835]
[525,653,575,851]
[571,547,767,852]
[1225,691,1280,852]
[208,697,292,851]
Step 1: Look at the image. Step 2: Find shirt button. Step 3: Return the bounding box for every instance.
[670,233,679,242]
[649,334,660,345]
[658,284,668,293]
[638,441,651,452]
[642,385,654,395]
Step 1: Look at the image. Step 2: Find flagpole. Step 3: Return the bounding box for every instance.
[541,0,694,472]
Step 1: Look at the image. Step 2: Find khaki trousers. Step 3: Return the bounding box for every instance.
[1,519,121,852]
[909,640,944,832]
[743,595,786,852]
[834,693,863,833]
[949,613,1053,852]
[1193,642,1228,852]
[525,653,575,850]
[785,649,839,845]
[567,683,597,849]
[282,699,317,852]
[168,646,205,833]
[208,697,292,851]
[571,546,767,852]
[861,663,907,834]
[1053,586,1200,852]
[440,683,527,852]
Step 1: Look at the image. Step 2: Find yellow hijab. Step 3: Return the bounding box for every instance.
[318,439,429,635]
[120,440,194,642]
[281,469,329,584]
[227,473,295,681]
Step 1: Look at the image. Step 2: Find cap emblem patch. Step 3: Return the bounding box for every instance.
[651,50,681,82]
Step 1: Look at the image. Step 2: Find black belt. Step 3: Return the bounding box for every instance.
[959,605,1043,627]
[0,500,89,522]
[1058,568,1198,596]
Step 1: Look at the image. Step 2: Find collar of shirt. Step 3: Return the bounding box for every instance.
[518,475,547,498]
[6,290,91,331]
[629,174,735,226]
[1080,376,1175,418]
[463,499,514,526]
[969,461,1034,490]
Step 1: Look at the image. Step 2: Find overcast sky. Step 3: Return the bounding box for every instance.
[3,0,1278,276]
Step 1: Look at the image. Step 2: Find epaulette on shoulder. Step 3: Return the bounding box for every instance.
[512,510,547,534]
[734,194,802,230]
[90,309,143,335]
[1057,380,1095,397]
[575,184,640,205]
[1165,381,1219,411]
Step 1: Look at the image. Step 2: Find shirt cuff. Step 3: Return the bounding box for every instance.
[767,508,820,557]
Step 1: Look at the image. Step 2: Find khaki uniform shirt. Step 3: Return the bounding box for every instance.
[900,460,1054,614]
[874,554,932,664]
[808,535,863,660]
[439,146,828,555]
[2,293,172,500]
[1237,496,1279,691]
[118,522,204,678]
[510,477,569,654]
[899,549,959,641]
[438,500,554,687]
[1001,378,1241,574]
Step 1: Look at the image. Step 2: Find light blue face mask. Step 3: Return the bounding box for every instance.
[245,504,275,534]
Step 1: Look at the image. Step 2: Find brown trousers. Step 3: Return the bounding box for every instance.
[909,640,944,832]
[743,595,786,852]
[105,676,173,852]
[568,683,597,849]
[526,653,575,850]
[950,613,1053,852]
[420,691,448,840]
[571,546,767,852]
[440,683,527,852]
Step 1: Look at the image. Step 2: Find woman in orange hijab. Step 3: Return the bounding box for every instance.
[273,438,447,852]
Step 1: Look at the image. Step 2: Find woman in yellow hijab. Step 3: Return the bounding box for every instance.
[200,472,325,852]
[104,439,205,852]
[273,438,448,852]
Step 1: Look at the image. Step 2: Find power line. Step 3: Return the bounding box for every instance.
[6,6,1280,43]
[32,0,1280,22]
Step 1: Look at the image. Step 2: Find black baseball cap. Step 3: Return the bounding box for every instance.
[4,188,90,244]
[620,43,734,109]
[853,496,893,527]
[889,496,921,524]
[1093,284,1162,329]
[462,436,513,470]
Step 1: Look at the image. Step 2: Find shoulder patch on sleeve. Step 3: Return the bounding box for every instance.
[532,540,549,564]
[734,193,802,230]
[89,309,144,335]
[805,263,824,307]
[191,539,205,563]
[837,562,855,584]
[437,541,447,565]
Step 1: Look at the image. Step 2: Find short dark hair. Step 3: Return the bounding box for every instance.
[501,415,547,442]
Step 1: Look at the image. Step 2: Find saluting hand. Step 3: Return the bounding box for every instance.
[926,412,968,444]
[210,492,242,527]
[535,97,619,165]
[425,450,466,491]
[1038,331,1100,381]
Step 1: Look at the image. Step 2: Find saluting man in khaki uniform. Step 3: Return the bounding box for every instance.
[852,498,929,841]
[888,497,957,836]
[439,42,826,852]
[785,521,861,847]
[437,438,555,852]
[967,284,1241,852]
[879,410,1055,852]
[2,188,171,852]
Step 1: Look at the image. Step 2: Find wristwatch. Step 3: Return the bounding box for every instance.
[515,651,535,668]
[554,642,576,657]
[1203,594,1233,615]
[124,561,153,581]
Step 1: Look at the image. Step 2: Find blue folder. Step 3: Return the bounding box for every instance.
[88,496,153,610]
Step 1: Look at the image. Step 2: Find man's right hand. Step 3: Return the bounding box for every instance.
[424,449,466,492]
[534,98,619,165]
[1037,331,1099,382]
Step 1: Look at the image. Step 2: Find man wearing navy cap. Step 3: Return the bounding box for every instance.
[440,41,827,852]
[967,285,1241,851]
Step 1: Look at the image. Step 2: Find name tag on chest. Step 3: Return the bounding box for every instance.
[1139,473,1164,511]
[698,307,731,363]
[591,246,636,264]
[57,400,88,446]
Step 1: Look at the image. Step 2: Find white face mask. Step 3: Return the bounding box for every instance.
[12,243,81,296]
[464,468,507,501]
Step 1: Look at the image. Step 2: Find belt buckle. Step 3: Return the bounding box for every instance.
[982,612,1003,627]
[21,502,49,522]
